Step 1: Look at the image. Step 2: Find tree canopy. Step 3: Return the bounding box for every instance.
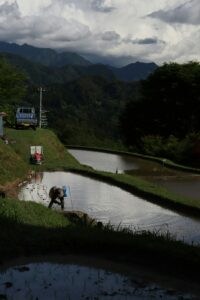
[25,76,139,146]
[120,62,200,146]
[0,56,27,107]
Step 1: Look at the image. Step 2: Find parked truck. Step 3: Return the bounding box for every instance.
[15,106,38,129]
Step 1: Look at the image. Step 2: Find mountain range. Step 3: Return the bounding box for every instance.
[0,41,157,84]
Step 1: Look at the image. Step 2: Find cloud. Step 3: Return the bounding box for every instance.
[90,0,115,13]
[149,0,200,25]
[101,31,121,41]
[0,0,199,66]
[0,1,90,45]
[0,1,20,18]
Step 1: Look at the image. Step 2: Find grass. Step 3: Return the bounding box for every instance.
[0,139,28,185]
[1,127,200,282]
[0,198,200,281]
[0,198,70,228]
[5,128,81,171]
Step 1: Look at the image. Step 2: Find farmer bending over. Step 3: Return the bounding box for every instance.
[48,186,64,210]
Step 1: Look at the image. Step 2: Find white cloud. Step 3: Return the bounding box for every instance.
[0,0,199,65]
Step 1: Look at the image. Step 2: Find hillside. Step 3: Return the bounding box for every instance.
[26,77,139,146]
[111,62,158,81]
[0,41,157,83]
[0,54,139,147]
[0,137,28,185]
[0,41,91,67]
[1,52,115,84]
[0,128,81,188]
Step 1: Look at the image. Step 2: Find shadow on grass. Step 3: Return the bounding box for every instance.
[1,211,200,284]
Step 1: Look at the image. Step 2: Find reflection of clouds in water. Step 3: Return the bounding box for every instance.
[18,172,200,245]
[68,150,139,172]
[0,262,190,300]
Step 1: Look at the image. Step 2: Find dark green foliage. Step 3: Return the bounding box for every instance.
[0,56,27,106]
[139,134,195,163]
[0,53,140,146]
[121,62,200,141]
[0,49,154,148]
[26,77,139,146]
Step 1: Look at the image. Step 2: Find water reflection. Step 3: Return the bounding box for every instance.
[68,149,140,173]
[68,149,181,176]
[0,261,194,300]
[69,149,200,201]
[18,172,200,245]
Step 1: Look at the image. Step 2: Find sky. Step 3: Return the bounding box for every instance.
[0,0,199,66]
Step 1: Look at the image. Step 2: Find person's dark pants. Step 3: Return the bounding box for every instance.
[48,197,64,210]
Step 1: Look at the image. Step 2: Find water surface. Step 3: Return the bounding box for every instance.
[69,149,200,201]
[0,260,195,300]
[145,175,200,201]
[18,172,200,244]
[68,149,173,175]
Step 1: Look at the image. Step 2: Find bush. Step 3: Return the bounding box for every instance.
[140,135,164,156]
[139,134,200,164]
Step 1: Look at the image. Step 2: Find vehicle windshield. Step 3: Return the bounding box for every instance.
[19,108,33,113]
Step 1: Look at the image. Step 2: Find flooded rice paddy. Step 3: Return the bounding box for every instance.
[0,258,197,300]
[18,172,200,245]
[68,149,141,173]
[69,149,200,201]
[68,149,165,174]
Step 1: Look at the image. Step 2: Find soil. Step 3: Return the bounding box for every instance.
[0,179,21,198]
[0,171,34,198]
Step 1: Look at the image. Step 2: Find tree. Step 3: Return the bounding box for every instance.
[0,55,27,106]
[120,62,200,146]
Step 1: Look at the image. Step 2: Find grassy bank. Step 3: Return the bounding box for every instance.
[0,136,28,185]
[1,198,200,282]
[4,128,81,172]
[1,127,200,283]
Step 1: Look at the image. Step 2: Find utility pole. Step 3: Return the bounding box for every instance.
[38,87,46,128]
